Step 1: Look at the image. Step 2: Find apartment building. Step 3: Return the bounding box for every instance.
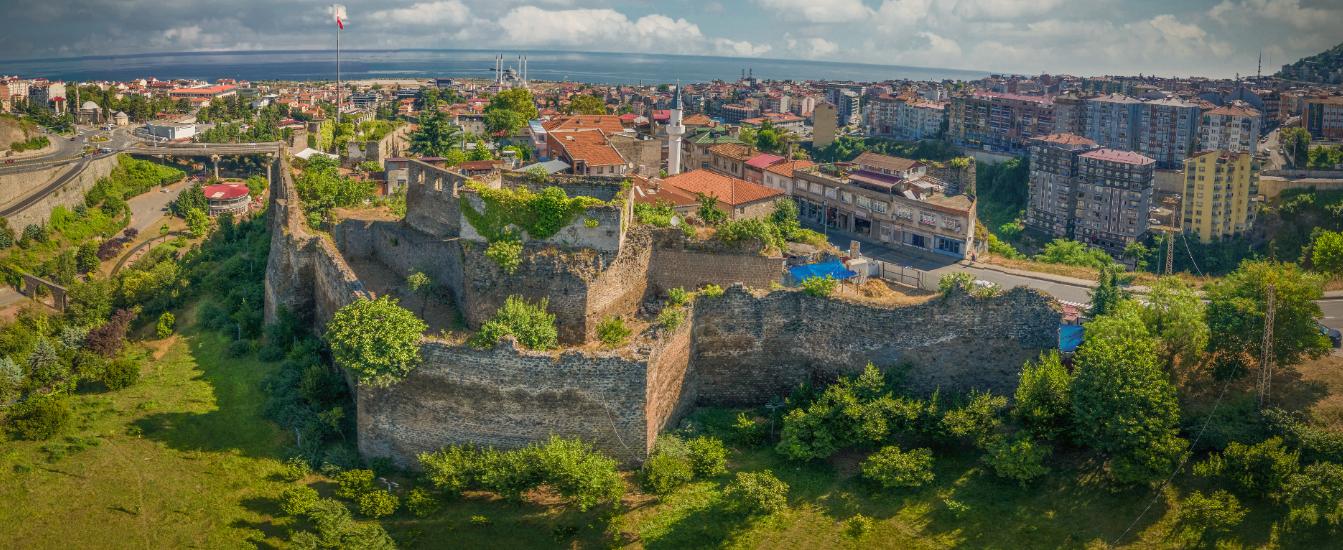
[1073,148,1156,254]
[1304,96,1343,140]
[867,94,946,141]
[1182,150,1257,242]
[1198,104,1262,155]
[948,91,1055,154]
[1024,133,1101,239]
[792,153,976,259]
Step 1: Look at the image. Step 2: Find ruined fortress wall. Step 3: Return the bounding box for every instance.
[643,315,696,446]
[582,229,653,340]
[404,161,471,239]
[459,243,603,343]
[458,193,626,253]
[334,219,466,311]
[689,286,1061,403]
[647,230,784,293]
[356,339,653,466]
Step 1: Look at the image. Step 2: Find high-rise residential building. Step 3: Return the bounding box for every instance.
[1198,104,1262,155]
[1024,133,1100,238]
[1133,98,1201,168]
[1304,96,1343,140]
[832,89,860,127]
[1072,148,1156,254]
[948,91,1055,154]
[867,94,945,141]
[1182,150,1257,242]
[813,102,838,149]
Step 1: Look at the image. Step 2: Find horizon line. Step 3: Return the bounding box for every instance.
[0,47,1002,81]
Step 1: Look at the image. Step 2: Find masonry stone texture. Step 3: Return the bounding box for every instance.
[265,157,1063,467]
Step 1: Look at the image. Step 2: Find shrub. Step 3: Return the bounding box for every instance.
[279,456,313,482]
[279,486,320,516]
[155,312,175,338]
[419,437,623,511]
[699,284,724,298]
[940,390,1007,446]
[843,514,875,540]
[325,296,427,387]
[640,439,694,494]
[405,487,440,518]
[85,309,136,357]
[800,275,838,297]
[596,316,632,347]
[531,436,625,511]
[419,445,488,498]
[470,295,558,350]
[1193,437,1300,498]
[470,515,492,527]
[723,470,789,516]
[1281,461,1343,531]
[335,469,376,500]
[733,412,766,446]
[982,435,1050,485]
[938,272,975,296]
[657,307,685,330]
[357,489,399,518]
[686,436,728,477]
[861,446,935,489]
[1173,490,1246,548]
[484,239,523,274]
[99,357,141,390]
[6,395,72,440]
[666,287,691,307]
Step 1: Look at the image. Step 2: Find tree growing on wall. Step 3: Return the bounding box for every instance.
[325,296,427,387]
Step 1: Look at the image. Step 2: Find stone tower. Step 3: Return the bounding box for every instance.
[667,82,685,176]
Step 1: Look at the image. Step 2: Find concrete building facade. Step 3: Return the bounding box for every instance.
[1182,150,1257,242]
[1073,148,1156,253]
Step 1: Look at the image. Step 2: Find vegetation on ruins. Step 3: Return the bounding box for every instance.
[470,295,558,350]
[460,182,609,243]
[800,275,838,297]
[596,316,632,347]
[418,436,624,511]
[324,296,427,387]
[295,155,376,228]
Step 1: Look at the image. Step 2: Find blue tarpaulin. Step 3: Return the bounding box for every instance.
[1059,325,1084,353]
[789,260,858,282]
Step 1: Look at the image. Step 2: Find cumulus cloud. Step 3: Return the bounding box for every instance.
[755,0,872,23]
[497,6,769,57]
[786,35,840,59]
[367,1,473,26]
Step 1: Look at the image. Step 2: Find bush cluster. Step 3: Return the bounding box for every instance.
[638,435,728,494]
[418,436,624,511]
[722,470,789,516]
[471,295,558,350]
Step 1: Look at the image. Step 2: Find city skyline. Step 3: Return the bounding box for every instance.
[1,0,1338,78]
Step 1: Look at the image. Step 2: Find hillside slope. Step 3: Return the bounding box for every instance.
[1278,41,1343,84]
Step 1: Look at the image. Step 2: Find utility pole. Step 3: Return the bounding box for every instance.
[1258,284,1276,409]
[1164,230,1175,275]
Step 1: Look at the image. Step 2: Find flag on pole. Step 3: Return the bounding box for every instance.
[333,4,347,29]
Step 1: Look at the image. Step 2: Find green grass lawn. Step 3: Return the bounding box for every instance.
[0,321,291,548]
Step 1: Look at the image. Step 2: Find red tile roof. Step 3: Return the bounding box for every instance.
[745,153,786,170]
[1080,148,1155,166]
[661,169,782,207]
[203,183,249,201]
[763,160,815,178]
[708,143,754,161]
[682,114,715,127]
[854,151,923,172]
[632,180,698,207]
[1034,133,1099,147]
[543,115,626,134]
[554,130,626,167]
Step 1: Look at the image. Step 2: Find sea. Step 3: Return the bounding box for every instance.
[0,49,990,85]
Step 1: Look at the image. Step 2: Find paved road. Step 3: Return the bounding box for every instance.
[0,155,102,217]
[127,179,188,235]
[822,228,1343,336]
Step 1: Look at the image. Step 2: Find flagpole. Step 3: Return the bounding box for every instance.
[336,8,341,127]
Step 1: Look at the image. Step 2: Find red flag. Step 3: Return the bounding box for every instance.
[333,5,347,29]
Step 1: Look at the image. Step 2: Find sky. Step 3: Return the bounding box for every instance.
[2,0,1339,78]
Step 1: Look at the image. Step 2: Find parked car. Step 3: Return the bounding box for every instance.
[1321,323,1342,348]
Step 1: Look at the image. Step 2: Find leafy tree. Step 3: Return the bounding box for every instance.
[75,242,100,274]
[940,390,1007,446]
[861,446,935,488]
[1123,241,1151,272]
[1071,304,1187,484]
[1173,490,1246,548]
[1014,352,1073,438]
[566,94,606,115]
[471,295,558,350]
[325,296,427,387]
[357,490,399,518]
[279,486,320,517]
[1311,230,1343,277]
[1281,461,1343,532]
[1088,264,1127,317]
[172,182,208,217]
[186,208,210,237]
[640,436,694,494]
[25,338,66,391]
[1140,277,1210,364]
[483,88,538,135]
[686,436,728,477]
[406,271,432,317]
[1206,261,1329,369]
[1193,436,1300,498]
[723,471,790,516]
[409,110,463,158]
[1280,127,1311,169]
[0,356,22,404]
[1035,239,1116,270]
[100,357,141,390]
[696,193,726,226]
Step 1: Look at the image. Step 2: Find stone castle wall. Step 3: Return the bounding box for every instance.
[268,158,1063,468]
[689,285,1061,403]
[0,153,121,230]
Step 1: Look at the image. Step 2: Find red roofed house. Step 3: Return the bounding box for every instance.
[539,115,629,158]
[706,143,755,179]
[550,130,630,177]
[203,182,252,216]
[661,169,784,221]
[761,159,816,195]
[742,153,787,184]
